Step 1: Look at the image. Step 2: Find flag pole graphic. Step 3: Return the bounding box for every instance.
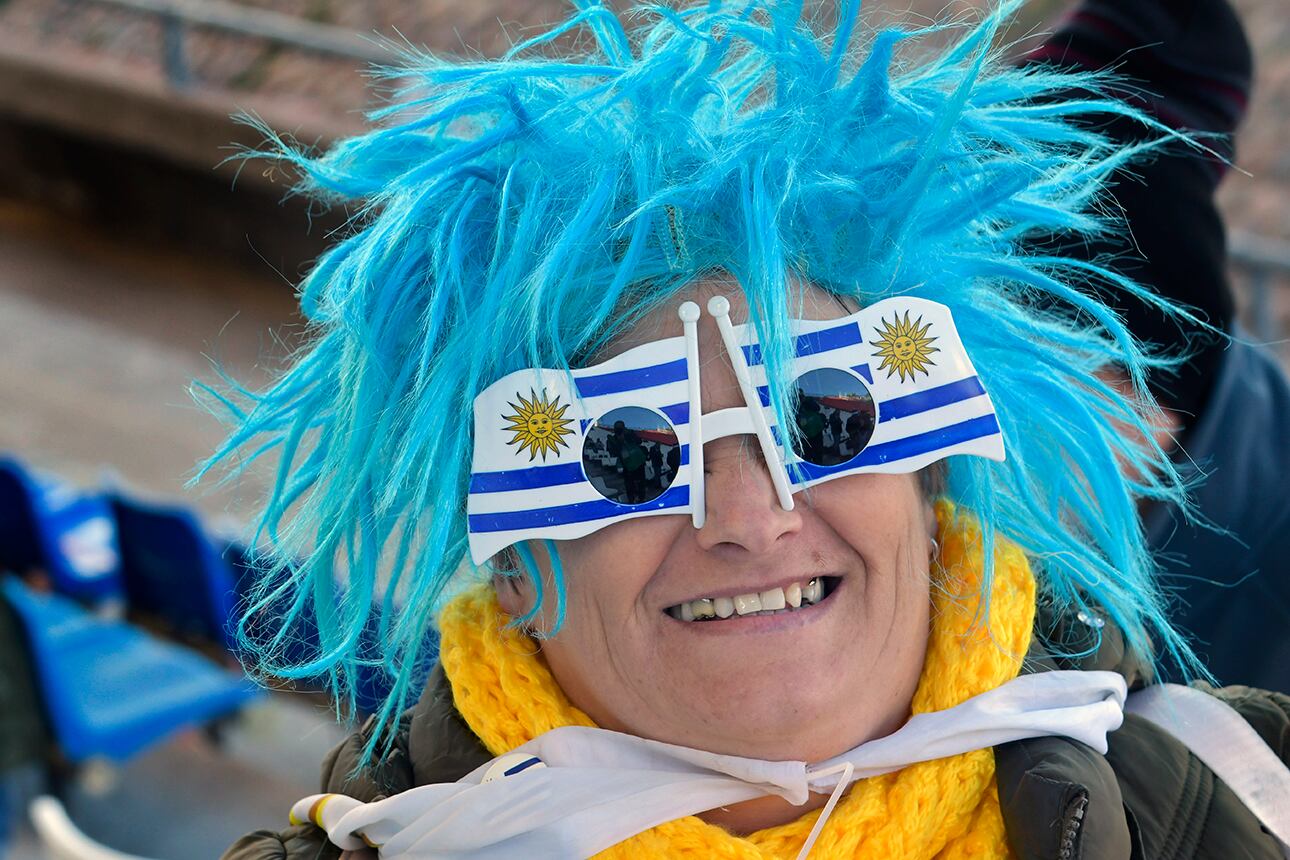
[707,295,795,512]
[679,301,706,529]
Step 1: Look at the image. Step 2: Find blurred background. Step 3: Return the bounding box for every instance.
[0,0,1286,857]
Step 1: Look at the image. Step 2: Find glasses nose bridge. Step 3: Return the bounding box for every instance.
[680,296,796,530]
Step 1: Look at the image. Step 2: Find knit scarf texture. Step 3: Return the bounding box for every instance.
[438,504,1036,858]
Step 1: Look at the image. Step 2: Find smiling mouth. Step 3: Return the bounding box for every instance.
[664,576,842,623]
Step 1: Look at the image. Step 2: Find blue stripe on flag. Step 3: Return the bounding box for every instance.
[468,484,690,532]
[661,401,690,425]
[471,446,691,494]
[743,322,863,367]
[503,757,544,776]
[877,376,985,423]
[788,415,1000,482]
[575,358,688,397]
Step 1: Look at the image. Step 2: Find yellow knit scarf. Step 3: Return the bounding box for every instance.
[439,504,1035,859]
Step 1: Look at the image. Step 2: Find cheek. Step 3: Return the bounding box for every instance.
[807,477,933,711]
[541,517,682,635]
[808,473,927,536]
[806,474,933,603]
[532,519,687,730]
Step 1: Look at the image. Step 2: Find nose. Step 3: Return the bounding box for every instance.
[694,437,803,555]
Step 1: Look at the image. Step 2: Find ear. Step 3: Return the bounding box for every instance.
[491,548,534,618]
[492,572,534,618]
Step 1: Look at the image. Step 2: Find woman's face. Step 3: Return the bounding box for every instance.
[496,281,935,763]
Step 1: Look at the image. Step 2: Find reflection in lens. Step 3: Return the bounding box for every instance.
[582,406,680,505]
[791,368,876,467]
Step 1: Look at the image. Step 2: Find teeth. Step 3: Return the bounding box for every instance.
[760,588,786,611]
[669,577,832,622]
[803,578,822,604]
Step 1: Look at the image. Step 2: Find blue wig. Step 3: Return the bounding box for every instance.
[198,0,1206,755]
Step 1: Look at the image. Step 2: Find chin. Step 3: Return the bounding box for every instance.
[658,668,865,762]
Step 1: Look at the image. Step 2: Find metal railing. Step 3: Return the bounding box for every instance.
[1229,230,1290,345]
[81,0,392,88]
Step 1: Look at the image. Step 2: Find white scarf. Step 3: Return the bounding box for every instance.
[291,670,1127,859]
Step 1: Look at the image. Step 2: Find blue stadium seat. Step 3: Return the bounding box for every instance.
[1,575,259,763]
[0,457,123,604]
[108,494,238,651]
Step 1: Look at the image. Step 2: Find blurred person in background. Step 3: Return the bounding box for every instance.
[211,1,1290,858]
[1025,0,1290,692]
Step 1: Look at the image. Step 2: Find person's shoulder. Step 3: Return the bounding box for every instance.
[996,681,1289,858]
[404,662,495,783]
[1192,682,1290,761]
[319,660,494,795]
[321,660,494,794]
[317,708,417,798]
[1103,683,1288,859]
[1014,607,1289,856]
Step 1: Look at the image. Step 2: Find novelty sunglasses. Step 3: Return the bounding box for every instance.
[466,295,1004,564]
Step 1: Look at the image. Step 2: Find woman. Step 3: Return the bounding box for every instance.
[214,2,1289,857]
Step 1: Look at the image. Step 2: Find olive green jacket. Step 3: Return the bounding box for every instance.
[225,627,1290,860]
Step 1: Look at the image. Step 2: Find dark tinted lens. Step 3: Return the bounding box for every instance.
[791,368,876,467]
[582,406,680,505]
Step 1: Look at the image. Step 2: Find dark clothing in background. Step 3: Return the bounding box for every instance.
[1027,0,1290,692]
[1025,0,1252,418]
[1148,334,1290,691]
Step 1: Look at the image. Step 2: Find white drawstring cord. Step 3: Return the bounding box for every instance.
[796,761,855,860]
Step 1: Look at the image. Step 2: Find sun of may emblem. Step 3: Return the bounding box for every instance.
[873,311,939,383]
[502,388,575,461]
